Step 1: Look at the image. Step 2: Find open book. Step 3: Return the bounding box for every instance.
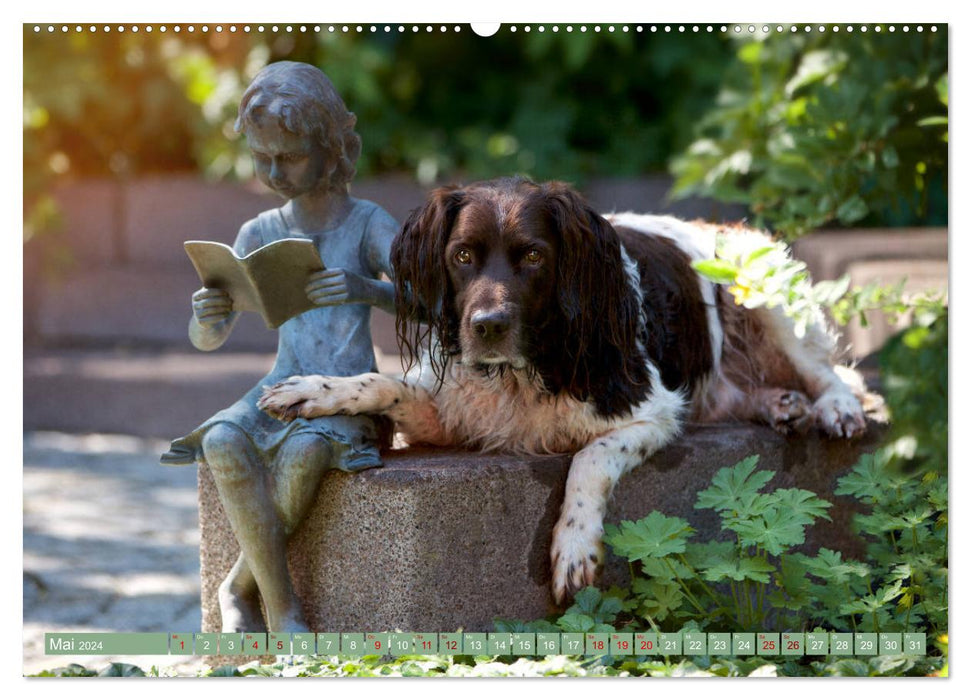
[184,238,326,329]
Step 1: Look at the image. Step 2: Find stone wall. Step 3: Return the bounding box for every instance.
[27,174,945,359]
[198,423,883,632]
[26,173,746,354]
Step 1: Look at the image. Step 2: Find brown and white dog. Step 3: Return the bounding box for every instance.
[258,177,867,604]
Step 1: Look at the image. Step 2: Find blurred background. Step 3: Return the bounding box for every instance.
[22,23,947,672]
[23,24,948,434]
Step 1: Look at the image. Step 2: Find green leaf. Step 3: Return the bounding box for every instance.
[568,586,603,616]
[694,456,774,514]
[738,42,763,65]
[97,662,148,677]
[724,492,778,524]
[743,245,777,266]
[731,506,807,556]
[639,555,693,581]
[811,276,851,306]
[561,586,623,626]
[692,258,740,284]
[775,554,813,598]
[804,548,871,584]
[769,488,832,525]
[210,665,243,677]
[702,554,776,583]
[785,49,848,95]
[493,617,559,634]
[683,540,736,571]
[834,453,889,502]
[840,581,904,617]
[936,73,949,106]
[835,195,869,224]
[880,145,900,168]
[604,512,695,561]
[632,579,685,621]
[556,612,596,633]
[819,659,872,677]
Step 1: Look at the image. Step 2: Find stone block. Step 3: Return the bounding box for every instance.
[584,175,747,222]
[791,228,947,282]
[198,423,883,633]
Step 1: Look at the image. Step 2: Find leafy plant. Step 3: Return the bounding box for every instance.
[670,28,947,237]
[604,456,841,632]
[878,314,948,474]
[592,453,946,640]
[33,645,944,678]
[691,232,946,337]
[833,451,947,636]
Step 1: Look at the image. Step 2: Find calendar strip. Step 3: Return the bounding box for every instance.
[43,631,928,657]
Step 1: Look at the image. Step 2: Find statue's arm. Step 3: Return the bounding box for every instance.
[187,220,262,352]
[358,206,399,315]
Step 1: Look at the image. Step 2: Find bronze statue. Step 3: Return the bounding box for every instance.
[161,61,398,632]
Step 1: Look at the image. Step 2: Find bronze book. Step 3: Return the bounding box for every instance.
[184,238,325,329]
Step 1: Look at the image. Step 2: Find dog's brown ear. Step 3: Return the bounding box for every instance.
[391,186,466,377]
[541,181,652,417]
[542,181,634,340]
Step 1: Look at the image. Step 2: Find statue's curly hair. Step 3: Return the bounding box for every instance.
[235,61,361,191]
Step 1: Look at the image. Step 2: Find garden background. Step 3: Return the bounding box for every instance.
[22,23,947,676]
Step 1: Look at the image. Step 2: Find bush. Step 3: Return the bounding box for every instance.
[23,28,735,190]
[670,28,947,237]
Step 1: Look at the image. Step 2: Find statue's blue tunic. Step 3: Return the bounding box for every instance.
[162,198,396,470]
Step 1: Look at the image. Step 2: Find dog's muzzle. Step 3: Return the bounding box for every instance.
[471,309,511,343]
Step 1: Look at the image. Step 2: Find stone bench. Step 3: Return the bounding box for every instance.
[198,422,883,633]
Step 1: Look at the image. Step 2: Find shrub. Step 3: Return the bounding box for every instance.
[670,28,947,237]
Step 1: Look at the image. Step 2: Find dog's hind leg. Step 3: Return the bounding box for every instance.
[755,305,867,438]
[700,378,814,435]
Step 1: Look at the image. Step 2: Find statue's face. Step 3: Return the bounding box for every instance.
[246,117,328,199]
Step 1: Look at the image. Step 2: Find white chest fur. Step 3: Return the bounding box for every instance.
[418,363,613,455]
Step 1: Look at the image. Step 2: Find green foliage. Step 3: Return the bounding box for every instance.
[23,27,251,245]
[604,512,694,561]
[593,452,945,643]
[490,443,946,676]
[833,451,948,636]
[35,649,944,678]
[24,28,734,193]
[691,232,946,337]
[31,662,147,677]
[496,451,945,655]
[671,28,947,237]
[879,314,948,472]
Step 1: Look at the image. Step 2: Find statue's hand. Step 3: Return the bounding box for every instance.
[192,287,234,328]
[306,269,370,306]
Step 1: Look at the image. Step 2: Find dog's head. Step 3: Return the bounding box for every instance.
[392,177,652,416]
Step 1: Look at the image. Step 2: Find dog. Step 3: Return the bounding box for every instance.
[258,177,867,604]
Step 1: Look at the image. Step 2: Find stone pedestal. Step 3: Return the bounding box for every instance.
[198,423,883,633]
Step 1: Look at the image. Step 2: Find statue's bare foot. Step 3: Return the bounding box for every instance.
[218,582,266,633]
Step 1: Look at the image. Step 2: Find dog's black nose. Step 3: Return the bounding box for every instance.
[471,310,511,341]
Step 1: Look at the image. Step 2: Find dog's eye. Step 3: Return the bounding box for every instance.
[454,248,473,265]
[524,249,543,265]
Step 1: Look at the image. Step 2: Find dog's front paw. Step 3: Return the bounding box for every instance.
[813,390,866,439]
[550,509,605,605]
[257,375,336,422]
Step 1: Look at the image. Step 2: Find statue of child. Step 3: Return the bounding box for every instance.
[161,61,398,632]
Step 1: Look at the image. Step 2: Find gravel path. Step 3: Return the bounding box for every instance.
[23,431,204,675]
